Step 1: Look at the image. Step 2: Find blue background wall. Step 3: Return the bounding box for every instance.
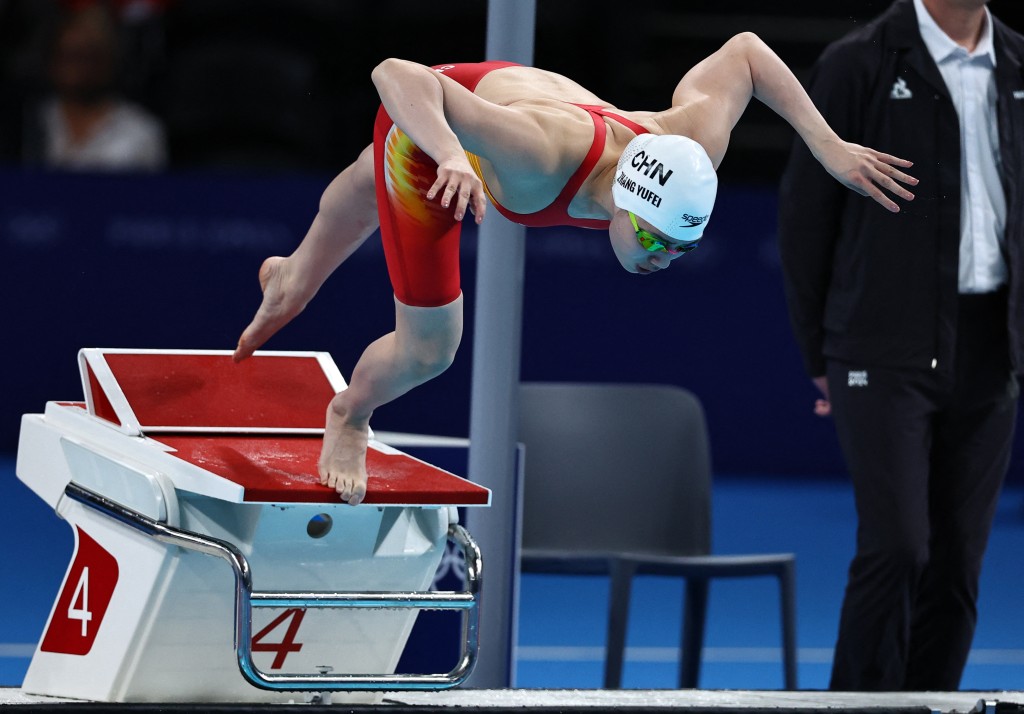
[3,168,1022,483]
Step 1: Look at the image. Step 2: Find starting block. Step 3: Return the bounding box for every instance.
[15,348,490,704]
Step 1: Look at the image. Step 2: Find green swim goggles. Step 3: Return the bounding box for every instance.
[628,211,700,255]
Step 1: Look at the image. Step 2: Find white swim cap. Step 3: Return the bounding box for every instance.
[612,134,718,242]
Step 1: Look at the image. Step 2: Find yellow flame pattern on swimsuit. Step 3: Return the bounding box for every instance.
[383,126,439,227]
[384,125,495,226]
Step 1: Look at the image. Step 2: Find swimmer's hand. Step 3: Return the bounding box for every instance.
[234,256,311,362]
[814,139,918,213]
[427,154,487,224]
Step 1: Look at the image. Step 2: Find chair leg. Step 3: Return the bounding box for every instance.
[778,560,799,690]
[604,559,635,689]
[679,577,709,689]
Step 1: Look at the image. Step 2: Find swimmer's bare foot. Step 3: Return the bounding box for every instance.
[319,395,370,505]
[234,256,310,362]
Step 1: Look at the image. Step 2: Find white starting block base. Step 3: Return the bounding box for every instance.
[15,350,490,704]
[22,484,450,704]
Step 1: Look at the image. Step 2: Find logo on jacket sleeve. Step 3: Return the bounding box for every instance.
[890,77,913,100]
[848,370,869,387]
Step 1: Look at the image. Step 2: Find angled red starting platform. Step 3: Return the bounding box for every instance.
[77,348,489,506]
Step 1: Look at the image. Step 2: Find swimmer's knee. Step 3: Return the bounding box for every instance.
[405,336,460,380]
[393,295,464,378]
[408,355,456,382]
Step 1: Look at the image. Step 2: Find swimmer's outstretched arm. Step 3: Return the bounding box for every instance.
[371,58,488,224]
[676,33,917,213]
[370,58,569,221]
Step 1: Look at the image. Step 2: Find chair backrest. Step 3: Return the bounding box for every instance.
[517,382,712,558]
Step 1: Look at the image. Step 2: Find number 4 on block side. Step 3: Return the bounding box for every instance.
[40,528,119,656]
[251,608,306,669]
[67,567,93,637]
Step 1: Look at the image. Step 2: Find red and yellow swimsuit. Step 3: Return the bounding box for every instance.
[373,62,648,307]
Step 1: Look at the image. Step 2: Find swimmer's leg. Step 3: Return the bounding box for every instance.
[319,294,464,504]
[234,144,379,361]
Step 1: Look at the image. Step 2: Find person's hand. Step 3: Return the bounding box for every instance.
[233,256,312,362]
[427,154,487,224]
[812,375,831,417]
[816,139,918,213]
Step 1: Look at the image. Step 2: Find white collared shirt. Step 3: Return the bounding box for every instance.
[914,0,1006,293]
[42,97,167,172]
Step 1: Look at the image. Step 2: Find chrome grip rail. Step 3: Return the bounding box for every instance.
[63,481,482,691]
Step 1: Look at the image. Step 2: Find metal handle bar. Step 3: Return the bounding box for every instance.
[64,481,482,691]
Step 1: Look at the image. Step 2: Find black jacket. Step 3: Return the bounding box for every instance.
[778,0,1024,378]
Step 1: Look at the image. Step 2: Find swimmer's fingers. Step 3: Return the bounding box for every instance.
[433,173,479,221]
[869,149,917,197]
[468,187,487,225]
[428,156,487,223]
[858,150,918,212]
[825,141,918,214]
[871,150,914,171]
[846,173,902,213]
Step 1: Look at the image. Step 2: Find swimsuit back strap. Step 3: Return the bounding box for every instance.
[576,105,650,137]
[545,104,649,215]
[545,107,609,214]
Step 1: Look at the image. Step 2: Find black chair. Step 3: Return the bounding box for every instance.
[517,382,798,689]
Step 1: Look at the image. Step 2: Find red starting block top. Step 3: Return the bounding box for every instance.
[157,434,489,505]
[72,349,489,506]
[80,349,344,434]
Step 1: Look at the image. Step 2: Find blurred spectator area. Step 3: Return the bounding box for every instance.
[157,1,362,171]
[4,0,1017,178]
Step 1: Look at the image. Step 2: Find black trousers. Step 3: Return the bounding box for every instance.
[827,292,1019,691]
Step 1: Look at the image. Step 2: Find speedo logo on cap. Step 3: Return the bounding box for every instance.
[630,150,674,186]
[680,213,708,228]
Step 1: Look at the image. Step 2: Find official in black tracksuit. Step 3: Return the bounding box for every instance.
[778,0,1024,691]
